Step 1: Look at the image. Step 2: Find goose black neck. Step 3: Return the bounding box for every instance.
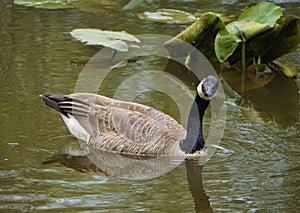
[180,94,210,154]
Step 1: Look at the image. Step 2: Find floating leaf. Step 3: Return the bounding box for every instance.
[70,29,140,52]
[14,0,73,9]
[137,9,196,24]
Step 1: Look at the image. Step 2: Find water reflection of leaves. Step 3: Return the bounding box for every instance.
[224,70,299,128]
[242,71,299,128]
[221,65,275,92]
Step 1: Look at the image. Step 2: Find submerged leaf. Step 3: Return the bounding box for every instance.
[14,0,73,9]
[137,9,196,24]
[70,29,140,52]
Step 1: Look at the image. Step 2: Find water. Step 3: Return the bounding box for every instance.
[1,0,299,212]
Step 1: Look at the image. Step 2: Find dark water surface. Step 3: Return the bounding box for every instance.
[0,0,299,212]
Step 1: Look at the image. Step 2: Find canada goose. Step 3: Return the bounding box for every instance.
[41,75,219,157]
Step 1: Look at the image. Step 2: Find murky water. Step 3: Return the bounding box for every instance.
[1,0,299,212]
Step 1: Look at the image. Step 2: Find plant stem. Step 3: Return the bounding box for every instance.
[241,40,246,93]
[235,25,246,94]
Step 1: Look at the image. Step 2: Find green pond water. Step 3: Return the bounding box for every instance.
[0,0,299,212]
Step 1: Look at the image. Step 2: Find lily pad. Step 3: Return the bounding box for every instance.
[237,2,282,26]
[235,22,272,39]
[214,27,242,63]
[249,16,300,64]
[164,13,225,62]
[137,9,196,24]
[14,0,73,9]
[215,2,283,62]
[70,29,140,52]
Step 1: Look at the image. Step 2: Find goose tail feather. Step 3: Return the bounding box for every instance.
[40,93,69,117]
[40,93,91,117]
[40,93,92,142]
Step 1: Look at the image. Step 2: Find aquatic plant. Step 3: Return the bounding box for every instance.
[164,2,299,91]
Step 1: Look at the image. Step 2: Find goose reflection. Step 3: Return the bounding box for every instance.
[44,139,212,212]
[43,139,191,180]
[186,159,212,213]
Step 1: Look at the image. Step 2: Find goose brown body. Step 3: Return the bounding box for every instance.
[42,93,187,156]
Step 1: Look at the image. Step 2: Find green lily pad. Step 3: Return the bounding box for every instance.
[14,0,73,9]
[214,28,242,63]
[250,16,300,64]
[70,29,140,52]
[164,13,224,60]
[215,2,283,62]
[237,2,282,26]
[226,15,300,66]
[137,8,196,24]
[235,22,272,39]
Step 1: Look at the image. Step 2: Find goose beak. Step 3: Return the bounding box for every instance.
[197,75,219,100]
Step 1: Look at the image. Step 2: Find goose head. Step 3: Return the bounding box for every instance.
[197,75,219,100]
